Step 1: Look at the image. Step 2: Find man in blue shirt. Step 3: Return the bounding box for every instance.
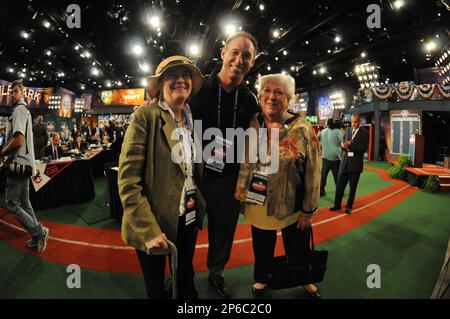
[318,118,344,197]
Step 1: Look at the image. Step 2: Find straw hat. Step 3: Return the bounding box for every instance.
[147,55,204,100]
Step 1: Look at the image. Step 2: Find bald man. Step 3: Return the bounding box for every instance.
[329,113,369,214]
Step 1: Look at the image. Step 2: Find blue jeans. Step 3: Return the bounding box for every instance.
[5,176,44,240]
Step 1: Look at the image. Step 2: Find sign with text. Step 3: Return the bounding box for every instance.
[0,79,54,108]
[94,88,145,106]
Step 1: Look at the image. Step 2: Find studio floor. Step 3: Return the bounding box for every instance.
[1,161,449,299]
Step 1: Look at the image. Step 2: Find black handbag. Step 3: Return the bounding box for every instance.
[268,227,328,289]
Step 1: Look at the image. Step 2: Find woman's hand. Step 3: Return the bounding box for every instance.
[297,213,312,230]
[145,233,169,251]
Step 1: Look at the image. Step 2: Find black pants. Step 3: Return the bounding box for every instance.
[334,171,361,209]
[135,216,198,299]
[251,222,311,284]
[204,173,241,278]
[320,159,340,195]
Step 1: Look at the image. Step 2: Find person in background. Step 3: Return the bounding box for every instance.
[189,31,259,298]
[234,73,321,299]
[329,113,369,214]
[71,136,87,153]
[318,117,344,197]
[118,55,206,299]
[32,115,47,160]
[0,80,49,253]
[44,133,63,160]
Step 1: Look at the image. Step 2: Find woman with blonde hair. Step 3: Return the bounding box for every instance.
[235,73,321,298]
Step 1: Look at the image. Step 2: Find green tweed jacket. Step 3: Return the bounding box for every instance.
[118,102,206,252]
[235,113,320,218]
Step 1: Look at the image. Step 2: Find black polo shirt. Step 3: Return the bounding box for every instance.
[190,70,260,176]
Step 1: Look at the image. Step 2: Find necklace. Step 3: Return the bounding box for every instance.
[175,114,183,122]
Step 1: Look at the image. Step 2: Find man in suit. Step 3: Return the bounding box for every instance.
[329,113,369,214]
[71,136,88,152]
[44,133,63,160]
[32,115,47,160]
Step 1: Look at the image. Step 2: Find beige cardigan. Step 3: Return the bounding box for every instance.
[235,113,320,221]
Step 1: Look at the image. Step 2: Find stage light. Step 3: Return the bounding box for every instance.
[43,20,51,28]
[259,4,265,11]
[290,66,295,71]
[319,67,326,74]
[140,63,150,73]
[224,23,237,36]
[20,31,30,39]
[283,50,288,56]
[335,35,341,43]
[81,84,85,90]
[305,40,309,45]
[106,81,111,88]
[313,70,317,75]
[272,30,280,38]
[149,16,161,28]
[393,0,404,10]
[91,67,99,76]
[8,67,14,73]
[45,50,52,56]
[267,66,271,71]
[140,78,147,87]
[245,5,250,11]
[425,41,436,52]
[47,61,52,65]
[132,44,144,56]
[188,44,201,57]
[74,45,80,51]
[327,49,332,54]
[281,70,287,75]
[361,52,367,58]
[117,81,122,86]
[83,50,91,58]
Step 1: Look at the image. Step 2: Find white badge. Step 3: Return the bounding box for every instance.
[205,136,233,173]
[245,170,269,205]
[185,184,196,226]
[348,152,354,157]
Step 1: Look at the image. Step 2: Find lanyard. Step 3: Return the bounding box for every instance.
[218,84,239,129]
[257,115,287,164]
[175,118,195,178]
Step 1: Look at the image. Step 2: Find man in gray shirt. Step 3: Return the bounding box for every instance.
[0,80,49,253]
[318,118,344,196]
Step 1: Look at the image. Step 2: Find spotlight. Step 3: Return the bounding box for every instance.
[188,44,201,57]
[43,20,51,28]
[259,4,265,11]
[149,16,161,28]
[20,31,30,39]
[361,52,367,58]
[425,41,436,52]
[224,23,237,36]
[273,30,280,38]
[335,35,341,43]
[319,67,326,74]
[91,67,99,76]
[132,44,144,56]
[393,0,404,10]
[140,63,150,73]
[140,78,148,87]
[45,50,52,56]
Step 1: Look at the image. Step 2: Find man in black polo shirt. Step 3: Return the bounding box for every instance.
[190,31,259,298]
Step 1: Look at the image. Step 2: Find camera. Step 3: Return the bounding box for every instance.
[1,161,33,177]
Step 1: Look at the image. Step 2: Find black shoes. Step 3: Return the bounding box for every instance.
[303,286,322,299]
[251,284,267,298]
[345,207,352,214]
[208,276,231,299]
[328,205,341,211]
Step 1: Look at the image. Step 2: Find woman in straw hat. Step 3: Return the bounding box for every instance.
[118,55,205,299]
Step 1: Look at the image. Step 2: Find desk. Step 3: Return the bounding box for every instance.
[105,166,123,222]
[85,148,115,177]
[30,159,95,210]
